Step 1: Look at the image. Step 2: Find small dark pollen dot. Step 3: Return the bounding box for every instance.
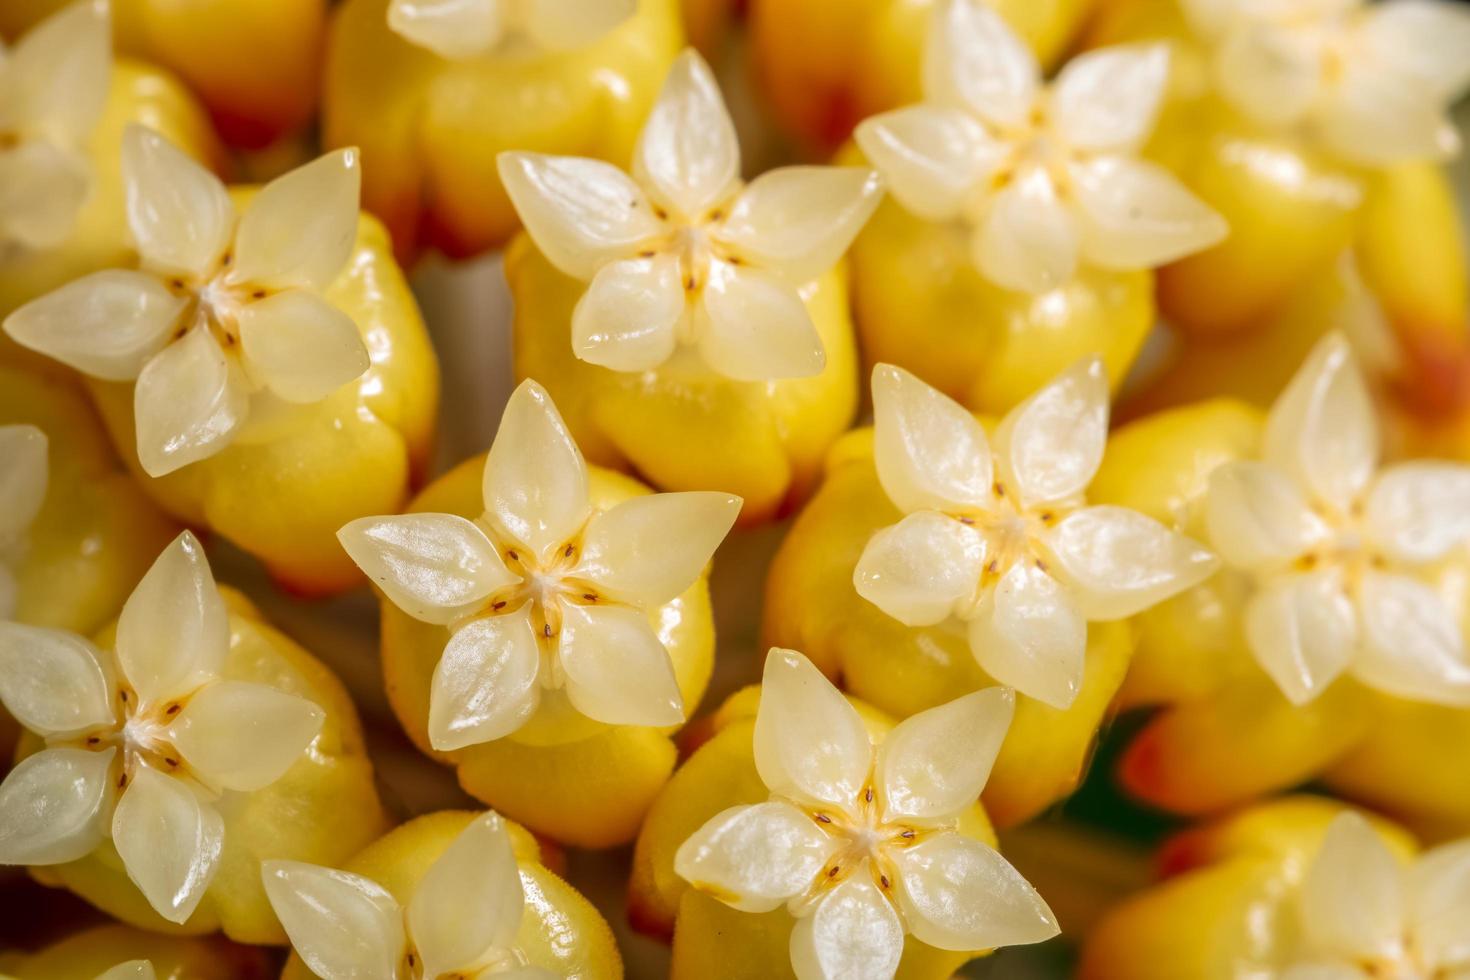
[880,875,891,889]
[986,559,1000,574]
[166,704,181,715]
[864,787,873,804]
[117,773,128,788]
[583,593,597,601]
[492,600,508,610]
[252,289,266,300]
[565,544,574,557]
[816,813,832,824]
[901,830,915,839]
[827,866,840,878]
[507,550,519,561]
[86,735,101,745]
[543,623,552,637]
[165,757,179,767]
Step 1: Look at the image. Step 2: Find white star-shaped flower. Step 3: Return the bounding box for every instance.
[0,423,47,619]
[498,49,884,381]
[388,0,636,59]
[853,0,1226,295]
[0,0,110,251]
[338,379,740,750]
[3,125,370,478]
[675,649,1058,980]
[1182,0,1470,165]
[0,531,325,923]
[1281,812,1470,980]
[853,360,1218,709]
[264,812,554,980]
[1204,332,1470,707]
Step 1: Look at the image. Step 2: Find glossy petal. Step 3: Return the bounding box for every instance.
[521,0,637,50]
[95,962,156,980]
[0,747,114,865]
[1299,813,1405,963]
[0,423,47,540]
[236,291,369,403]
[853,512,986,627]
[1205,460,1325,571]
[1051,44,1170,152]
[571,254,683,372]
[3,270,184,381]
[1353,571,1470,705]
[133,326,248,477]
[1365,462,1470,564]
[558,603,685,727]
[0,141,90,249]
[428,609,542,750]
[878,687,1013,823]
[1244,571,1357,705]
[1360,0,1470,100]
[116,532,228,706]
[121,126,232,279]
[1318,63,1448,165]
[893,834,1059,951]
[674,802,835,913]
[972,169,1080,294]
[7,0,110,141]
[231,150,361,292]
[968,562,1086,710]
[754,649,871,812]
[409,812,524,980]
[262,860,404,980]
[1215,23,1322,128]
[1409,838,1470,969]
[871,363,994,514]
[112,766,224,924]
[1071,156,1227,270]
[695,262,825,381]
[576,491,740,605]
[387,0,503,59]
[992,356,1108,508]
[168,681,323,792]
[0,623,113,737]
[923,0,1038,128]
[854,106,1003,222]
[483,380,590,562]
[633,49,739,219]
[790,875,903,980]
[338,513,515,626]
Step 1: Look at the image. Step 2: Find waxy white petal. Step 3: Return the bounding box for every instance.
[1353,571,1470,705]
[878,687,1013,823]
[893,833,1059,951]
[116,532,228,706]
[675,801,836,913]
[1072,156,1228,271]
[576,491,740,606]
[484,380,591,562]
[112,765,224,924]
[338,513,515,626]
[855,106,1003,222]
[1365,462,1470,565]
[696,262,826,381]
[972,169,1080,294]
[96,962,156,980]
[1244,571,1357,705]
[968,562,1086,710]
[754,649,871,812]
[993,356,1108,508]
[0,623,114,737]
[134,326,248,477]
[871,363,993,515]
[790,875,903,980]
[168,681,323,792]
[1360,0,1470,101]
[0,141,90,249]
[1215,23,1321,129]
[0,746,114,865]
[853,512,986,627]
[231,150,361,292]
[1206,460,1325,571]
[1299,813,1405,963]
[1409,838,1470,969]
[387,0,504,60]
[633,50,740,220]
[0,423,47,540]
[408,812,524,980]
[428,608,542,750]
[558,603,684,727]
[571,254,683,372]
[121,126,233,279]
[923,0,1038,128]
[1051,44,1170,152]
[1318,64,1448,165]
[7,0,110,143]
[262,860,405,980]
[237,291,369,403]
[520,0,637,50]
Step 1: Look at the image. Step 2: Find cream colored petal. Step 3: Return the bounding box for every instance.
[1051,44,1170,152]
[0,141,90,250]
[483,379,591,562]
[121,125,232,279]
[262,860,405,980]
[1352,571,1470,706]
[95,961,156,980]
[1359,0,1470,101]
[871,362,994,514]
[893,833,1059,951]
[387,0,503,60]
[8,0,110,142]
[993,355,1108,508]
[558,603,685,727]
[116,531,228,706]
[1205,460,1325,571]
[338,513,515,626]
[1365,462,1470,565]
[3,270,184,381]
[428,609,542,750]
[1244,571,1357,705]
[790,875,903,980]
[1408,838,1470,969]
[923,0,1038,128]
[0,746,114,865]
[497,152,662,280]
[1299,812,1405,964]
[674,802,836,913]
[134,326,248,477]
[1071,156,1228,271]
[854,106,1003,223]
[408,812,524,980]
[231,150,361,292]
[713,166,884,285]
[167,681,323,792]
[968,563,1086,710]
[696,262,826,381]
[633,49,740,219]
[521,0,637,50]
[236,290,369,403]
[1214,23,1322,129]
[0,423,47,540]
[112,766,224,924]
[972,169,1080,294]
[853,512,987,627]
[1264,333,1378,512]
[571,253,683,372]
[754,649,872,811]
[0,623,114,738]
[576,491,741,606]
[1317,64,1449,166]
[878,687,1013,823]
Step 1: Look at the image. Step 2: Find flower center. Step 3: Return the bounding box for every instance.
[794,783,934,912]
[403,927,527,980]
[643,191,744,336]
[54,682,193,792]
[952,479,1069,605]
[1295,503,1390,592]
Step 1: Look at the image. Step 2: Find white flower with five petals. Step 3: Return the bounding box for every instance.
[854,0,1226,295]
[499,50,884,381]
[1281,812,1470,979]
[1204,332,1470,706]
[264,812,554,980]
[854,360,1218,709]
[338,379,740,750]
[675,650,1058,980]
[388,0,635,59]
[0,423,47,619]
[0,531,325,923]
[0,0,110,251]
[1182,0,1470,165]
[3,125,370,478]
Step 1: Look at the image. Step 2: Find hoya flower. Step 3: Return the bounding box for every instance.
[388,0,635,59]
[676,650,1058,980]
[0,0,110,251]
[0,423,47,618]
[499,49,884,381]
[3,125,370,478]
[0,531,325,923]
[339,378,740,750]
[264,812,549,980]
[854,0,1226,295]
[1284,812,1470,978]
[1183,0,1470,165]
[853,360,1218,709]
[1204,332,1470,706]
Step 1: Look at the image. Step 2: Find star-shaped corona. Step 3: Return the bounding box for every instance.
[0,531,325,924]
[499,49,884,381]
[387,0,636,59]
[0,423,47,619]
[338,378,741,750]
[853,359,1218,709]
[675,649,1058,980]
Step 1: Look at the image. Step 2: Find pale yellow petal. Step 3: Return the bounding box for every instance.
[923,0,1038,128]
[1051,44,1170,152]
[870,362,994,514]
[408,812,524,980]
[116,531,228,706]
[557,603,685,727]
[972,169,1080,294]
[1408,838,1470,969]
[571,254,683,372]
[893,833,1058,951]
[483,379,591,562]
[8,0,110,142]
[1299,812,1405,963]
[696,262,826,381]
[521,0,637,50]
[387,0,503,59]
[633,49,740,219]
[0,141,90,249]
[674,802,836,913]
[1364,462,1470,565]
[855,106,1003,222]
[0,423,47,540]
[1359,0,1470,100]
[1317,63,1448,165]
[790,875,903,980]
[0,746,114,865]
[95,961,156,980]
[231,150,361,292]
[0,623,114,738]
[428,609,542,750]
[236,290,369,403]
[968,563,1086,710]
[877,687,1013,823]
[1352,571,1470,706]
[1205,460,1326,571]
[575,491,741,606]
[853,512,986,627]
[112,765,224,924]
[1215,23,1322,129]
[168,681,324,792]
[754,649,871,811]
[1072,156,1228,271]
[121,125,232,279]
[1242,571,1356,705]
[133,326,248,477]
[262,860,405,980]
[993,355,1108,508]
